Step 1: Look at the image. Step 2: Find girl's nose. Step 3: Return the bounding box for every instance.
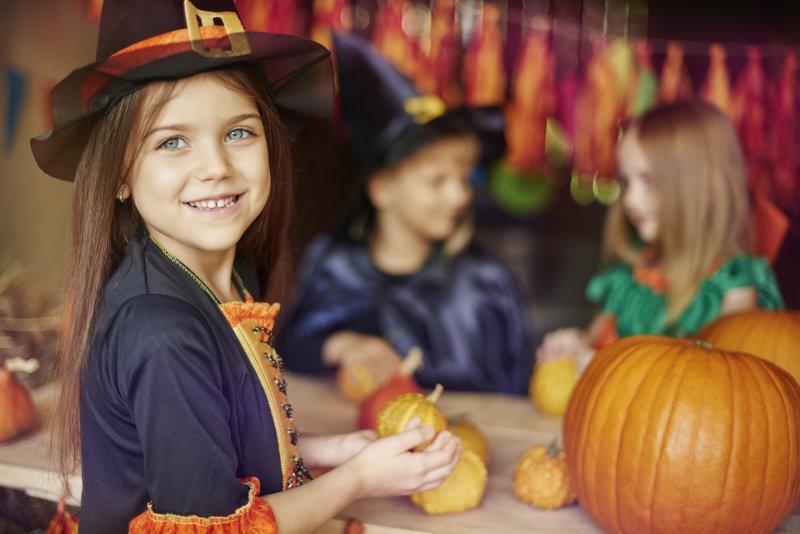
[194,143,233,181]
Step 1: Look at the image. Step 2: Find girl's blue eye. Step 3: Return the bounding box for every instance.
[159,137,186,150]
[227,128,253,141]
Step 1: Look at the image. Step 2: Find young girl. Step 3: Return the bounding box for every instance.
[537,100,784,369]
[32,1,461,531]
[278,33,532,395]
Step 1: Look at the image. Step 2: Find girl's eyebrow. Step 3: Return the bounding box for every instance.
[144,113,262,138]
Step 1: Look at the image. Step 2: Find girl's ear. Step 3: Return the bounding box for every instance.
[367,169,393,209]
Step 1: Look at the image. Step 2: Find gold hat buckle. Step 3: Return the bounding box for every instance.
[184,0,251,58]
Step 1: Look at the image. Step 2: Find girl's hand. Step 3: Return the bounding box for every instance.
[324,331,403,387]
[344,417,462,499]
[536,327,591,362]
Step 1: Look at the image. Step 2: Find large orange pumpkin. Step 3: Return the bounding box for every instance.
[696,308,800,384]
[563,335,800,534]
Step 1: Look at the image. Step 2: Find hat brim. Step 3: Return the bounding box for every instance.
[31,31,333,181]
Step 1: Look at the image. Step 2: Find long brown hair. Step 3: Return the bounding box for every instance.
[604,101,751,323]
[52,68,294,490]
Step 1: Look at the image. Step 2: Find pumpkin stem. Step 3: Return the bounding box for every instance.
[691,340,714,350]
[547,437,562,457]
[427,383,444,404]
[400,347,424,376]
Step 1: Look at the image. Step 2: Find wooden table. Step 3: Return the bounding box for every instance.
[1,374,798,533]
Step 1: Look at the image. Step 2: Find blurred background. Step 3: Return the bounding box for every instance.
[1,0,800,388]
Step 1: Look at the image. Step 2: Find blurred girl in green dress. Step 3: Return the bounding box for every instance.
[537,100,784,371]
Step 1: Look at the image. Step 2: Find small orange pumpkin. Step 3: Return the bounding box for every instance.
[0,365,37,442]
[696,308,800,384]
[376,384,446,451]
[410,449,487,514]
[564,335,800,534]
[512,440,576,510]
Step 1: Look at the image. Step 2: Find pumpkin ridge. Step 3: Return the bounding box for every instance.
[748,358,790,530]
[614,341,673,532]
[709,346,735,534]
[648,342,693,533]
[752,354,800,530]
[579,338,641,522]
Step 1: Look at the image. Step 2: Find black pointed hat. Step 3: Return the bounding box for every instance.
[332,32,505,171]
[31,0,334,181]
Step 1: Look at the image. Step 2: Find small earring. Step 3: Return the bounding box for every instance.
[117,189,126,203]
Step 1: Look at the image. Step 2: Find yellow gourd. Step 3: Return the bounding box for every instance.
[529,357,579,415]
[376,384,446,451]
[512,441,576,510]
[447,415,490,464]
[410,449,488,514]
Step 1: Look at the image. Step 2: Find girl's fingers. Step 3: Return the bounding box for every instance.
[384,423,434,452]
[421,429,454,452]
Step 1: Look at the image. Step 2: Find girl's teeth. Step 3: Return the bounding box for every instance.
[190,196,236,209]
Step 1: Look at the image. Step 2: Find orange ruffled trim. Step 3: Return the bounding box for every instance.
[128,477,277,533]
[220,300,280,331]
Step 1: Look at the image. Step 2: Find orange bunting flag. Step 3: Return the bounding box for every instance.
[235,0,301,35]
[372,0,420,80]
[659,42,692,103]
[504,30,555,174]
[573,42,623,183]
[701,44,733,118]
[417,0,462,107]
[310,0,350,50]
[463,3,507,107]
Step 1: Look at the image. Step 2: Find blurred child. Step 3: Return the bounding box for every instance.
[537,100,784,370]
[32,2,461,531]
[279,33,532,394]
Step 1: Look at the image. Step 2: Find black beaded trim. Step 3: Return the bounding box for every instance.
[286,455,313,489]
[281,402,294,420]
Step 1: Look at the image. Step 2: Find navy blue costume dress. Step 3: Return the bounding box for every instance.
[79,232,306,532]
[278,234,532,395]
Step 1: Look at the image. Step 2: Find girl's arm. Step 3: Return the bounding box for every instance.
[298,430,377,469]
[266,423,461,533]
[720,287,757,315]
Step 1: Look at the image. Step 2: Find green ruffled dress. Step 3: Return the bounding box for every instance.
[586,254,784,338]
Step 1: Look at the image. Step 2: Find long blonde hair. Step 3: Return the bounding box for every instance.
[52,69,294,492]
[604,101,751,322]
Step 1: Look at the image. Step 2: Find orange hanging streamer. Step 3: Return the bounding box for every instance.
[701,44,733,118]
[504,29,555,173]
[463,3,507,107]
[310,0,350,50]
[372,0,420,80]
[417,0,462,107]
[658,42,692,103]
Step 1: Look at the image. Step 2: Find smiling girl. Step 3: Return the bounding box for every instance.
[536,100,784,370]
[32,1,460,532]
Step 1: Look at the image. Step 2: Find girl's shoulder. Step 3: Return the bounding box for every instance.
[699,253,784,309]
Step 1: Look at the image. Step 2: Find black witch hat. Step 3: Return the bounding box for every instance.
[333,32,505,172]
[31,0,334,181]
